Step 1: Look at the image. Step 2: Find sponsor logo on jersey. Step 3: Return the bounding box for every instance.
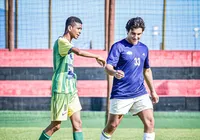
[126,51,132,55]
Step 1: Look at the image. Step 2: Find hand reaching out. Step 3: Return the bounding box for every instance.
[96,57,106,67]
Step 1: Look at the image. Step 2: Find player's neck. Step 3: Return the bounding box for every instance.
[63,34,72,42]
[125,38,139,46]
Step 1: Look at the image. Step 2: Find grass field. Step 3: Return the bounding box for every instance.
[0,128,200,140]
[0,111,200,140]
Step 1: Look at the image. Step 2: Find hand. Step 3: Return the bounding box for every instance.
[114,70,125,79]
[96,57,106,67]
[150,91,159,104]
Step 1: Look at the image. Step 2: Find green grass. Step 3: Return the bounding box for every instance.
[0,128,200,140]
[0,111,200,140]
[1,111,200,128]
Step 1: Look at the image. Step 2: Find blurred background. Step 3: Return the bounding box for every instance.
[0,0,200,140]
[0,0,200,50]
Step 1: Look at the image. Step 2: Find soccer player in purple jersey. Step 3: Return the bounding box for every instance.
[100,17,159,140]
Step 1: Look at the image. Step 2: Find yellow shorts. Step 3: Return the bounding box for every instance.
[51,92,82,121]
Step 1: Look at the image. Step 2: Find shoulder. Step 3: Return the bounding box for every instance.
[139,42,148,48]
[58,37,72,46]
[111,39,126,51]
[115,39,127,46]
[138,42,149,50]
[53,39,59,49]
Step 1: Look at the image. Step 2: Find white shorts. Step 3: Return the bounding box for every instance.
[110,94,153,115]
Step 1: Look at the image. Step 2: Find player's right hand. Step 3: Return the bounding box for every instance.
[151,92,159,104]
[96,57,106,67]
[114,70,124,79]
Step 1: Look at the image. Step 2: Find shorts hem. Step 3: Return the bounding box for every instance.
[132,107,153,115]
[51,118,68,121]
[109,112,127,115]
[68,108,82,117]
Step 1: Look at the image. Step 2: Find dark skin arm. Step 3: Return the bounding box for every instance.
[71,47,106,67]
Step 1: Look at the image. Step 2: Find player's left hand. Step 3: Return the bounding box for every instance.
[96,57,106,67]
[151,91,159,104]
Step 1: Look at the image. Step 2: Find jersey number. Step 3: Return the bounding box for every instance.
[134,57,140,66]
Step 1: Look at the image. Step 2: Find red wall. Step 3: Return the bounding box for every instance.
[1,49,199,67]
[0,49,200,97]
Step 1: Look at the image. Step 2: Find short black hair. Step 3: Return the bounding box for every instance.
[64,16,82,32]
[125,17,145,32]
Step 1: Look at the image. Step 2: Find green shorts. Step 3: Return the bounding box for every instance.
[51,92,82,121]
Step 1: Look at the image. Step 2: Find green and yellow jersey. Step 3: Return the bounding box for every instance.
[51,37,77,94]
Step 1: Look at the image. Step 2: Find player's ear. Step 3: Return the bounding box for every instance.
[126,30,129,35]
[68,25,72,31]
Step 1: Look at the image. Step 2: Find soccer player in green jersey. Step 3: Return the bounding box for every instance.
[39,16,105,140]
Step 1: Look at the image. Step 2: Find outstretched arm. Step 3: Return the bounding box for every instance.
[71,47,106,67]
[143,68,159,104]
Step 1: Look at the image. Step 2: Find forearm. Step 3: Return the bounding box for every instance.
[76,50,99,58]
[144,68,156,93]
[105,64,116,76]
[71,47,98,58]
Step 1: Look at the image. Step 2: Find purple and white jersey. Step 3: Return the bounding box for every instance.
[107,39,150,99]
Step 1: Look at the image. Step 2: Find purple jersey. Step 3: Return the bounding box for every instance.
[107,39,150,99]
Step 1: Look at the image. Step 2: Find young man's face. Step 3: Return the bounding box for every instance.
[69,22,82,39]
[127,28,143,45]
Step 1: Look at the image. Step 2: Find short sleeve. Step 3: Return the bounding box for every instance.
[58,38,72,57]
[144,49,150,68]
[106,43,122,67]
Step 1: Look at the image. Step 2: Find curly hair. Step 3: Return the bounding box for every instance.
[125,17,145,32]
